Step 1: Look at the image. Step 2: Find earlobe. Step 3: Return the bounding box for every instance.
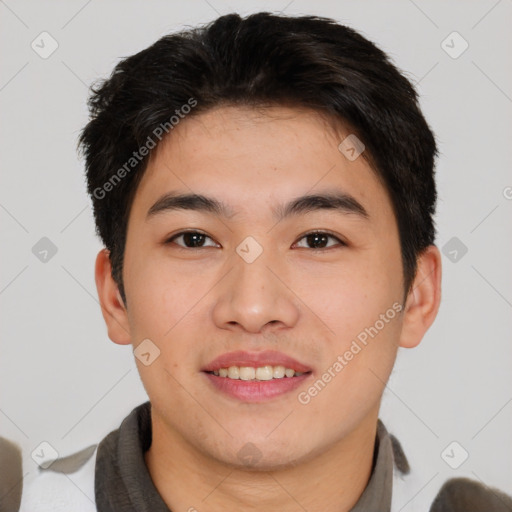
[94,249,132,345]
[398,245,442,349]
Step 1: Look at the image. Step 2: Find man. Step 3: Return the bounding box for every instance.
[18,11,512,512]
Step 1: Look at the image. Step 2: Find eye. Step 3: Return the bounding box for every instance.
[165,230,346,250]
[165,230,219,249]
[293,231,346,250]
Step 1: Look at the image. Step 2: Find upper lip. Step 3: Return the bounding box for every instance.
[202,350,312,373]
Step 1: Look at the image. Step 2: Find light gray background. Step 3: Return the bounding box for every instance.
[1,0,511,507]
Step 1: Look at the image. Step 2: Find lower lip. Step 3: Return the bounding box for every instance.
[203,372,311,402]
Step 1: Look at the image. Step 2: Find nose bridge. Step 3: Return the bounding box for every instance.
[231,239,281,311]
[212,236,300,333]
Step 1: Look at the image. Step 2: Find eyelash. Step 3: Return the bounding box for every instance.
[164,230,347,251]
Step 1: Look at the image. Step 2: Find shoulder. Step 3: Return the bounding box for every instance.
[430,477,512,512]
[19,444,98,512]
[0,437,23,512]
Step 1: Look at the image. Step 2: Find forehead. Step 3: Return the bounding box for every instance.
[131,105,394,226]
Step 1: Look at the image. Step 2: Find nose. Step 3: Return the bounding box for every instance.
[211,247,300,334]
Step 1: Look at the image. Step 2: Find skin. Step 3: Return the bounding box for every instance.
[95,106,442,512]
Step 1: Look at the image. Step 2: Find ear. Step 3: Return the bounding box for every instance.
[94,248,131,345]
[399,245,442,349]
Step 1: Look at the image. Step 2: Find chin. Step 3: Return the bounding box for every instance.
[209,436,313,472]
[223,450,304,472]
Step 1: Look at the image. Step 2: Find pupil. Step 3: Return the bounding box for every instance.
[184,233,204,247]
[308,233,327,248]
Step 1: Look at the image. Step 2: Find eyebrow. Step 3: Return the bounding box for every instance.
[146,190,369,222]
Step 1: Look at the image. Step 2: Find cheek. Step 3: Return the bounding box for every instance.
[295,251,402,389]
[297,309,401,437]
[125,255,215,385]
[125,249,201,338]
[295,253,399,335]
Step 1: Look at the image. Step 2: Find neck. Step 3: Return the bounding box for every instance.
[145,411,379,512]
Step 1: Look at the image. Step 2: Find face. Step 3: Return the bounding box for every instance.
[112,106,410,469]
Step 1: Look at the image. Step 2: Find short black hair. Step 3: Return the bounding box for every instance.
[78,11,438,306]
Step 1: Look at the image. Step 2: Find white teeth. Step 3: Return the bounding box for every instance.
[255,366,273,381]
[239,367,255,380]
[211,365,307,380]
[227,366,240,379]
[273,365,285,378]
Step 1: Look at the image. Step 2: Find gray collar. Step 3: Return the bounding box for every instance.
[350,419,396,511]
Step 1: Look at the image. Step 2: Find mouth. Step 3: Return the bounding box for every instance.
[201,350,313,402]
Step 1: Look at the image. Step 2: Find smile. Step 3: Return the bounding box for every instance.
[207,365,307,380]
